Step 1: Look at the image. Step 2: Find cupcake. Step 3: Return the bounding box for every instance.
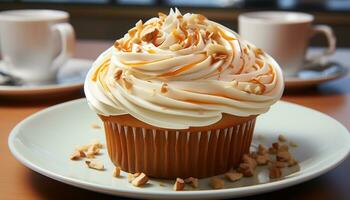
[84,8,284,179]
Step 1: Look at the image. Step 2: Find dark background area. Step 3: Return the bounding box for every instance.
[1,0,350,47]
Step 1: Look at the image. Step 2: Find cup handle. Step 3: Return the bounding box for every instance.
[51,23,75,70]
[306,25,336,66]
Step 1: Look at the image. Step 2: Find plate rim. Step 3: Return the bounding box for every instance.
[284,64,348,87]
[0,58,92,96]
[7,98,350,199]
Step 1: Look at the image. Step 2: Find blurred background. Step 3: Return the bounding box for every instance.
[1,0,349,47]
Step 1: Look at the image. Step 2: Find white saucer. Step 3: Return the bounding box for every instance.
[0,58,93,97]
[285,62,348,89]
[8,99,350,199]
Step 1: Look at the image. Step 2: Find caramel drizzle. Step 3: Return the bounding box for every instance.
[218,29,235,41]
[158,56,206,77]
[249,78,266,94]
[121,57,170,67]
[92,58,111,82]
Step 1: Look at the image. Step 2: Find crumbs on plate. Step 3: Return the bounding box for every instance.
[70,135,299,190]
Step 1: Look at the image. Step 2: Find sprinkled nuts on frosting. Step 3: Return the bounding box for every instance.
[85,8,284,130]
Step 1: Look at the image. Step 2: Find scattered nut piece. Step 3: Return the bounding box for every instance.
[131,173,149,187]
[288,157,298,167]
[127,173,134,183]
[91,123,101,129]
[269,166,282,179]
[272,161,286,168]
[114,69,123,81]
[85,160,104,170]
[159,182,166,187]
[75,144,90,152]
[225,171,243,182]
[268,147,277,154]
[278,134,287,142]
[161,83,168,93]
[70,150,86,160]
[128,172,141,182]
[184,177,198,188]
[238,163,254,177]
[256,154,270,165]
[279,144,289,152]
[90,139,103,149]
[276,151,291,162]
[242,154,257,169]
[210,177,224,189]
[272,142,280,150]
[113,167,121,177]
[173,178,185,191]
[86,144,100,158]
[257,144,267,155]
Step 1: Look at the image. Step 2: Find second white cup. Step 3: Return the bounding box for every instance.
[239,11,336,77]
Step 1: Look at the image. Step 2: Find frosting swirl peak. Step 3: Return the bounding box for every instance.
[84,8,284,129]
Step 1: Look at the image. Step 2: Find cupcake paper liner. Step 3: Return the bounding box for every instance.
[102,117,256,179]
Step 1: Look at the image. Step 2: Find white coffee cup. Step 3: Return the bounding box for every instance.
[238,11,336,76]
[0,9,75,83]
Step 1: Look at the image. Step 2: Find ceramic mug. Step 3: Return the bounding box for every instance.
[238,11,336,76]
[0,9,75,83]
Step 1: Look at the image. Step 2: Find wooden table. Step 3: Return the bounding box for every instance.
[1,40,349,200]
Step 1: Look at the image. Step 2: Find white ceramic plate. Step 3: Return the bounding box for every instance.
[0,58,92,97]
[8,99,350,199]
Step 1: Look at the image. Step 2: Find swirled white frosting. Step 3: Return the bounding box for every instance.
[84,9,284,129]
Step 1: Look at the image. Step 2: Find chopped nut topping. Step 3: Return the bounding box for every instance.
[210,177,224,189]
[128,28,137,37]
[225,171,243,182]
[242,154,257,169]
[288,157,298,167]
[141,28,159,44]
[131,173,149,187]
[114,69,123,81]
[279,144,289,152]
[113,167,121,177]
[197,14,207,21]
[268,147,277,154]
[86,143,100,158]
[122,77,133,90]
[278,134,287,142]
[238,163,254,177]
[75,144,90,152]
[256,154,270,165]
[85,160,104,170]
[161,83,168,93]
[128,172,141,182]
[276,151,291,162]
[70,150,86,160]
[159,182,166,187]
[272,142,280,149]
[173,178,185,191]
[257,144,267,155]
[184,177,198,188]
[269,166,282,179]
[271,161,286,168]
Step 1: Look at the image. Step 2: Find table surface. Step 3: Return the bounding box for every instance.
[1,40,349,200]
